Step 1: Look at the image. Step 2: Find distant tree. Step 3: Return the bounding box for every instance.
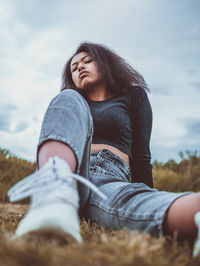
[178,151,185,161]
[163,159,178,172]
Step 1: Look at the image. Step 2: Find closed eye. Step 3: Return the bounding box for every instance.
[71,59,93,72]
[85,59,93,63]
[72,66,77,72]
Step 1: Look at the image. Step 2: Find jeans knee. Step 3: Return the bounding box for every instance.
[52,89,82,104]
[50,89,87,111]
[50,89,93,135]
[60,88,81,99]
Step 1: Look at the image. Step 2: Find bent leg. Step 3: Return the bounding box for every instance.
[38,140,77,172]
[36,89,94,214]
[37,89,93,175]
[8,89,94,241]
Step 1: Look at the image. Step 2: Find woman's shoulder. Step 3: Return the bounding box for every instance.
[126,85,147,95]
[124,85,148,103]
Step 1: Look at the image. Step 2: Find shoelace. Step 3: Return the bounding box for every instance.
[8,164,107,203]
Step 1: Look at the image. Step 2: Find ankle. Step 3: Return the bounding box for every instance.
[37,141,78,172]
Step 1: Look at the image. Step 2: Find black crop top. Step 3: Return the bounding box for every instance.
[83,86,153,188]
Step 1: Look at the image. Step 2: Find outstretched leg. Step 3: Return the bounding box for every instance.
[88,149,200,252]
[163,192,200,242]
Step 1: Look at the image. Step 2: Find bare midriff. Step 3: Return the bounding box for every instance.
[91,144,130,166]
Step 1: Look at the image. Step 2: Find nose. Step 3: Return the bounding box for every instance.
[78,62,85,71]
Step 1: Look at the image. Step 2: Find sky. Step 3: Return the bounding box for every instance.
[0,0,199,163]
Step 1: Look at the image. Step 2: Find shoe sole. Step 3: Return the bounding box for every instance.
[17,227,79,245]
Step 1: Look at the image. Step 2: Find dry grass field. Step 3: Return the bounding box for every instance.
[0,148,200,266]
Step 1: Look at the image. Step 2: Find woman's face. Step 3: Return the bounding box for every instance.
[70,51,103,90]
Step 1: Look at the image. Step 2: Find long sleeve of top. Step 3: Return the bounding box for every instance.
[130,88,153,188]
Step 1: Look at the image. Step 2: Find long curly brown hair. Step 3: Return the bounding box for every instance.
[61,42,149,97]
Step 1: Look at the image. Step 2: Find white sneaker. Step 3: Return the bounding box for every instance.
[7,156,107,242]
[193,211,200,257]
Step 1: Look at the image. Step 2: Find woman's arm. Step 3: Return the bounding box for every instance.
[131,87,153,188]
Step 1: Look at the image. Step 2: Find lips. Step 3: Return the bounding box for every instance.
[79,71,89,79]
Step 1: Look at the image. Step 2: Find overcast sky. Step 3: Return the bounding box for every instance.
[0,0,199,163]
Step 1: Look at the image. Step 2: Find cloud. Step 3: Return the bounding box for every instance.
[0,115,11,132]
[11,0,68,30]
[151,118,200,162]
[0,104,29,134]
[13,121,29,133]
[182,119,200,138]
[150,84,170,95]
[191,82,200,91]
[0,130,38,161]
[0,104,17,132]
[152,118,200,162]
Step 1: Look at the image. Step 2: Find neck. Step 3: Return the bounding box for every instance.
[86,84,113,101]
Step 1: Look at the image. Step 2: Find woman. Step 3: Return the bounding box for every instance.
[8,42,200,256]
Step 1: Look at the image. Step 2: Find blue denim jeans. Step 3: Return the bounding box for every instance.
[37,89,191,237]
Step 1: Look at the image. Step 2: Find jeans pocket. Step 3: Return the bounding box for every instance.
[89,166,98,182]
